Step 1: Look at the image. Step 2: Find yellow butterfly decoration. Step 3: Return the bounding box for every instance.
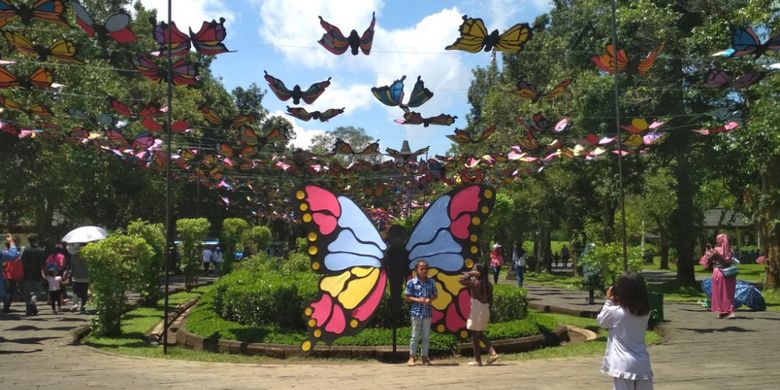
[445,15,532,53]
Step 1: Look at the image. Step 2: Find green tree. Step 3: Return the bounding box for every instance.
[640,167,677,269]
[127,220,165,305]
[176,218,211,290]
[242,225,273,256]
[221,218,249,274]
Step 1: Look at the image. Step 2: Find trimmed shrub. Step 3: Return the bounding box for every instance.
[127,220,165,306]
[221,218,249,274]
[241,225,272,255]
[176,218,210,290]
[491,284,529,322]
[579,242,643,290]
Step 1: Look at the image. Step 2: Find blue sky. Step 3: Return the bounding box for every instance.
[140,0,553,156]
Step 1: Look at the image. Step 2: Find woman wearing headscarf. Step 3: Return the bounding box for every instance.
[708,233,737,319]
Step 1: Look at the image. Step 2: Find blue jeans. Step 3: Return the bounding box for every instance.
[515,265,525,287]
[409,316,432,357]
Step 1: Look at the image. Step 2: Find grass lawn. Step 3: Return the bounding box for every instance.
[642,258,767,284]
[524,272,581,289]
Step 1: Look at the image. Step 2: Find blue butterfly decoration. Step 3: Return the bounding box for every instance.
[371,75,433,112]
[713,27,780,59]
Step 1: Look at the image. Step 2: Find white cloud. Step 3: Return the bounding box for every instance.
[274,110,325,149]
[311,81,374,114]
[487,0,552,30]
[256,0,384,68]
[138,0,237,32]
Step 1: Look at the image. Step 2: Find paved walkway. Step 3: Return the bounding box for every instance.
[1,274,779,389]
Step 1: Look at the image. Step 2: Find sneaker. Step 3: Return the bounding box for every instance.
[421,357,431,366]
[726,313,736,319]
[487,353,499,365]
[467,361,482,366]
[71,304,79,312]
[407,357,416,366]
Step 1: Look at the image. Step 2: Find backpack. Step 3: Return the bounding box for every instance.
[3,248,24,281]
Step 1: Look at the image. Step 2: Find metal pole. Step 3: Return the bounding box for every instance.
[610,0,628,271]
[163,0,173,353]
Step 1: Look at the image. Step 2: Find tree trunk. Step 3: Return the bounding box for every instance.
[541,227,552,274]
[759,156,780,289]
[659,231,670,270]
[672,132,697,284]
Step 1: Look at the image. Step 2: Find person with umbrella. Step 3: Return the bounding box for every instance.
[61,226,107,313]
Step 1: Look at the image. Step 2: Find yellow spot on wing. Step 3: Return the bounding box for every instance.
[296,191,305,200]
[484,189,493,198]
[304,307,313,316]
[471,216,481,225]
[314,329,322,338]
[307,232,317,241]
[303,213,312,222]
[308,246,318,255]
[301,340,312,351]
[299,203,309,211]
[311,261,321,271]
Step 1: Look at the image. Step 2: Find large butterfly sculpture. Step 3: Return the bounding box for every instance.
[699,69,764,89]
[293,183,495,351]
[592,43,664,76]
[318,12,375,56]
[371,75,433,111]
[394,111,456,127]
[72,0,136,43]
[445,15,532,53]
[134,55,198,86]
[512,79,572,102]
[713,27,780,59]
[3,31,80,62]
[446,126,496,145]
[199,104,257,129]
[151,17,232,57]
[0,0,69,28]
[286,106,344,122]
[264,71,331,105]
[0,67,56,89]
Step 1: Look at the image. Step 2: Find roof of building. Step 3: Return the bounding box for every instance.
[702,208,752,228]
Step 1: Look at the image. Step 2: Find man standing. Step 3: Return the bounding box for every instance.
[68,244,89,313]
[21,235,46,316]
[202,246,213,275]
[561,244,571,269]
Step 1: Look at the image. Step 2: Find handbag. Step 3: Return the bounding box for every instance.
[719,258,740,278]
[3,257,24,281]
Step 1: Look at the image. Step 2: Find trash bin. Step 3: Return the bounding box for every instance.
[648,291,663,328]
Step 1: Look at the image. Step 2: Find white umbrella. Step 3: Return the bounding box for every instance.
[61,226,108,244]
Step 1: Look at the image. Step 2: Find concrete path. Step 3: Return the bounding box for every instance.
[1,277,778,389]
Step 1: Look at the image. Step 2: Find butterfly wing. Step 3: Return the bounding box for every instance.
[357,140,380,155]
[316,108,345,122]
[135,56,162,83]
[406,75,434,108]
[359,12,376,55]
[396,111,423,125]
[0,1,19,28]
[495,22,532,52]
[4,31,37,58]
[71,0,95,37]
[446,16,488,53]
[424,114,457,127]
[199,104,223,125]
[318,16,350,55]
[47,39,80,62]
[171,59,198,86]
[189,17,231,56]
[29,67,53,88]
[405,184,496,338]
[592,44,628,74]
[293,185,387,350]
[152,20,191,57]
[333,138,355,154]
[513,81,542,101]
[700,69,729,88]
[30,0,69,28]
[637,43,664,77]
[730,27,760,58]
[477,126,496,142]
[542,79,572,100]
[104,12,136,43]
[264,71,295,102]
[300,77,331,105]
[731,71,764,89]
[371,75,406,107]
[446,128,474,145]
[286,106,313,121]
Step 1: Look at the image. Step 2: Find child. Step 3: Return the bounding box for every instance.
[45,268,62,314]
[597,272,653,390]
[459,263,498,366]
[404,259,437,366]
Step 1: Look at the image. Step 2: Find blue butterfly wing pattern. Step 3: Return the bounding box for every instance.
[404,184,496,338]
[730,27,760,57]
[405,75,433,108]
[371,75,406,106]
[293,185,388,351]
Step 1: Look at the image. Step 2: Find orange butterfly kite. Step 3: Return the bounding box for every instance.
[592,43,664,76]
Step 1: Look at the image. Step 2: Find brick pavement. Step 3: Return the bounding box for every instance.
[1,273,778,389]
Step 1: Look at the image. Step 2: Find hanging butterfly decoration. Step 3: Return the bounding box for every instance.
[0,67,57,89]
[445,15,532,53]
[446,126,496,144]
[0,95,52,117]
[332,138,380,156]
[66,107,115,128]
[512,79,572,102]
[3,31,80,62]
[199,104,257,129]
[286,106,344,122]
[692,121,740,135]
[264,71,331,105]
[293,183,495,351]
[72,0,136,43]
[394,111,456,127]
[385,143,429,163]
[134,55,198,86]
[699,69,764,89]
[712,27,780,59]
[592,43,665,76]
[0,0,70,28]
[620,118,665,134]
[318,11,375,56]
[371,75,433,112]
[151,17,233,57]
[516,130,538,150]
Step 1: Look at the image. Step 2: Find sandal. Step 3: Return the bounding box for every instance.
[421,357,431,366]
[487,353,499,365]
[407,357,416,366]
[467,361,482,366]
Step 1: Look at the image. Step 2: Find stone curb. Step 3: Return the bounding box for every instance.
[145,297,200,343]
[529,302,600,318]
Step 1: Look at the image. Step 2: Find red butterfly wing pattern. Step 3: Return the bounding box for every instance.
[151,19,191,57]
[189,18,232,56]
[286,106,313,121]
[358,12,376,55]
[264,71,294,101]
[317,15,350,55]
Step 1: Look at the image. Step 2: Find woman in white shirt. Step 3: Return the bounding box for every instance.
[597,272,653,390]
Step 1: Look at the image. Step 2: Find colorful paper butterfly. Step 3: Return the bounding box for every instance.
[151,17,232,57]
[385,145,429,162]
[445,15,532,53]
[318,11,375,56]
[446,126,496,145]
[394,111,456,127]
[692,121,740,135]
[620,118,665,134]
[199,104,257,129]
[293,183,495,351]
[371,75,433,111]
[3,31,80,62]
[0,0,69,28]
[0,95,52,117]
[512,79,572,102]
[592,43,664,76]
[134,55,197,86]
[264,71,331,105]
[66,107,115,127]
[699,69,764,89]
[286,106,344,122]
[713,27,780,59]
[0,67,55,89]
[72,0,136,43]
[332,138,380,156]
